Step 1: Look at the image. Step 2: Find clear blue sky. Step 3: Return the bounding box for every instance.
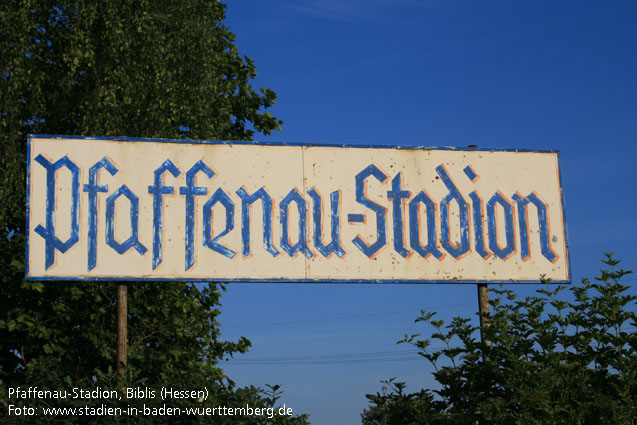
[217,1,636,424]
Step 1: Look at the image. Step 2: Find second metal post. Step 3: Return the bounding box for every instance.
[117,283,127,378]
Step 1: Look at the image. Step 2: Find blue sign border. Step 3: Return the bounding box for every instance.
[26,134,571,284]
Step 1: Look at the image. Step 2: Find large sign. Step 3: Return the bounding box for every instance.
[26,135,570,283]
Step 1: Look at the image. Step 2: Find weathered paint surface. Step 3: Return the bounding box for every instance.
[26,135,570,283]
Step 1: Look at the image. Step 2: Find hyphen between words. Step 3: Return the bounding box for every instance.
[34,155,558,271]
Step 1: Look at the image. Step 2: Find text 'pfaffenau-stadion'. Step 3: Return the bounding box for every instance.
[26,136,570,283]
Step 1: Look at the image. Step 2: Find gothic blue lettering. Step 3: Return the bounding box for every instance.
[31,154,565,270]
[464,165,491,259]
[437,165,470,258]
[203,188,236,259]
[308,188,345,258]
[280,189,313,258]
[83,157,118,271]
[347,213,365,223]
[387,173,410,258]
[463,165,478,182]
[148,160,181,269]
[179,160,215,270]
[409,191,443,259]
[512,192,557,263]
[352,165,388,258]
[236,187,279,257]
[34,155,80,269]
[469,192,491,259]
[105,185,147,255]
[487,191,515,260]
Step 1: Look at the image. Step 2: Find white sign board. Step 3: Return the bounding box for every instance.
[26,136,570,283]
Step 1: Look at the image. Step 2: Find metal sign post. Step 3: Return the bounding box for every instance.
[477,283,491,348]
[116,283,127,378]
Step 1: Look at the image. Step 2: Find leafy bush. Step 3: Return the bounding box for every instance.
[363,254,636,425]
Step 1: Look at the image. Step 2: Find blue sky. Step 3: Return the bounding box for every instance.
[218,1,636,423]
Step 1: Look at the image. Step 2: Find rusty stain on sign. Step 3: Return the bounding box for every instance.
[26,135,570,283]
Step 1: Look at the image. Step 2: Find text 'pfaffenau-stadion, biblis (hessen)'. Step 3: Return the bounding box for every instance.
[26,136,570,283]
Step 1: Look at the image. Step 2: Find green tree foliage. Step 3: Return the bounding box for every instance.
[362,254,637,425]
[362,378,444,425]
[0,1,309,423]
